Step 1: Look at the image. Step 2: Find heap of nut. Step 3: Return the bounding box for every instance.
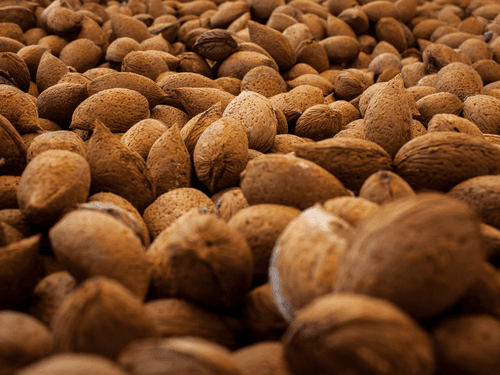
[2,0,500,373]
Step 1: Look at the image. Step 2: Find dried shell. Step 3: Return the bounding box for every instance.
[142,187,214,239]
[180,102,223,156]
[0,52,30,92]
[110,12,151,42]
[463,94,500,134]
[228,204,301,281]
[194,117,248,193]
[36,82,88,125]
[17,150,90,225]
[70,88,150,132]
[0,113,26,175]
[0,311,53,374]
[59,38,102,73]
[358,170,415,205]
[51,277,159,359]
[0,6,36,32]
[26,130,87,163]
[294,104,342,141]
[218,50,278,80]
[146,209,253,308]
[175,87,235,117]
[433,62,483,101]
[283,294,435,375]
[88,72,167,110]
[36,51,69,93]
[146,124,192,196]
[427,113,484,137]
[240,65,287,98]
[156,71,217,108]
[0,85,41,134]
[363,75,414,159]
[120,119,167,161]
[247,20,296,71]
[335,193,485,320]
[87,120,156,213]
[294,137,393,193]
[240,154,350,210]
[121,50,169,81]
[394,132,500,191]
[193,28,238,61]
[414,92,463,127]
[49,209,151,299]
[223,91,277,153]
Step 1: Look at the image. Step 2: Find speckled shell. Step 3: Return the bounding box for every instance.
[240,154,351,210]
[463,94,500,134]
[70,88,150,133]
[294,137,393,193]
[88,72,167,110]
[394,132,500,191]
[414,92,463,127]
[223,91,277,153]
[36,82,89,125]
[194,117,248,193]
[427,113,484,137]
[0,52,30,92]
[146,124,192,197]
[86,120,156,213]
[240,65,287,98]
[142,187,214,239]
[0,85,41,134]
[26,130,87,163]
[433,62,483,101]
[174,87,235,117]
[363,75,415,159]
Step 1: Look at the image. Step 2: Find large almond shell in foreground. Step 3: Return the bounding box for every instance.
[87,120,156,213]
[394,132,500,191]
[334,193,485,321]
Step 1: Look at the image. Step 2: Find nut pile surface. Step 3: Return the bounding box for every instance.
[1,0,500,374]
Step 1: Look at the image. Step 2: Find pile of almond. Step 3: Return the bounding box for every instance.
[2,0,500,373]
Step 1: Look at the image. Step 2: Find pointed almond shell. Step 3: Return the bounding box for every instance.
[147,124,192,196]
[87,120,156,213]
[247,20,296,71]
